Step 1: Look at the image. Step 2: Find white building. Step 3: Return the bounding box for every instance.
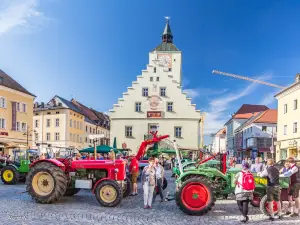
[109,18,205,153]
[212,128,226,154]
[275,73,300,161]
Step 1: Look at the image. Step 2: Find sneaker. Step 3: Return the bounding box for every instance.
[129,193,134,196]
[278,215,283,219]
[134,193,138,196]
[148,206,152,209]
[143,205,147,209]
[285,211,291,215]
[290,213,299,217]
[269,216,275,221]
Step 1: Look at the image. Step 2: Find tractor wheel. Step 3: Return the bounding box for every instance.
[26,162,67,204]
[177,177,216,215]
[259,195,280,216]
[1,166,19,185]
[64,188,80,196]
[95,179,122,207]
[123,177,132,198]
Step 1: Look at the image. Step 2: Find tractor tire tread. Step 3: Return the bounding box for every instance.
[26,162,67,204]
[95,179,122,207]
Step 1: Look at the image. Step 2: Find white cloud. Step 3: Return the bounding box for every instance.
[259,91,277,106]
[204,72,272,135]
[0,0,45,35]
[184,88,228,99]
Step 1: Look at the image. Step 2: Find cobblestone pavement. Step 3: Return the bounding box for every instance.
[1,171,300,225]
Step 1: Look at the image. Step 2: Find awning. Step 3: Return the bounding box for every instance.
[258,148,270,152]
[79,145,121,154]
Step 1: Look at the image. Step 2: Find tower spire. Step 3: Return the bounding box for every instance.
[162,16,173,43]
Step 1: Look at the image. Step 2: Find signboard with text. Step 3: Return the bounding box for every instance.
[147,111,162,118]
[0,132,8,136]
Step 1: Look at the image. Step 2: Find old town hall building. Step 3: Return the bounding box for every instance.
[109,19,205,153]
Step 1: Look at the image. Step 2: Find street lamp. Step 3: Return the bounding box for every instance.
[23,127,37,159]
[89,134,105,159]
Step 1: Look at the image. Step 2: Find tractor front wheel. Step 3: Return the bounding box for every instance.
[64,188,80,196]
[1,166,19,185]
[259,195,280,216]
[26,162,67,204]
[176,178,215,215]
[95,179,122,207]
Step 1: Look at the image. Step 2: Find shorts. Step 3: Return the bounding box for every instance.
[267,186,281,202]
[289,183,300,198]
[131,172,138,184]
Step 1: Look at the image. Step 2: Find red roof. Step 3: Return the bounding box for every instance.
[233,104,269,119]
[253,109,277,124]
[71,99,99,122]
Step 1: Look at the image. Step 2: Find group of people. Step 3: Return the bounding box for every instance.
[128,157,167,209]
[234,157,300,223]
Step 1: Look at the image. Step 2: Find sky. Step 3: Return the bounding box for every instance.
[0,0,298,145]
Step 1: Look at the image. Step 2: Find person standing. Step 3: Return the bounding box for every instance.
[258,159,283,220]
[234,162,254,223]
[242,158,247,167]
[141,157,156,209]
[153,158,165,203]
[250,157,264,173]
[280,157,300,217]
[129,157,139,196]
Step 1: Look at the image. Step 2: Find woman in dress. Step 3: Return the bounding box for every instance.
[141,157,156,209]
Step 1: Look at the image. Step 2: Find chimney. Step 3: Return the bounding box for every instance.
[41,102,45,108]
[34,102,39,108]
[296,73,300,83]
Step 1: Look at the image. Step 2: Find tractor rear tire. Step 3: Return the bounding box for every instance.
[123,177,132,198]
[26,162,67,204]
[1,166,19,185]
[95,179,122,207]
[259,195,280,216]
[177,177,216,215]
[64,188,80,196]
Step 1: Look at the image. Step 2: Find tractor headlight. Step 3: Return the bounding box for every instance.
[114,168,119,173]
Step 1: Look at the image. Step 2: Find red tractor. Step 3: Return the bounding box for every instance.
[26,131,169,207]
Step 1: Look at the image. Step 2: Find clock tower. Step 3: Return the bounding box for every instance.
[150,17,182,85]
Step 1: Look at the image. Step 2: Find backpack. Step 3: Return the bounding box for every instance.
[291,164,300,183]
[238,171,255,191]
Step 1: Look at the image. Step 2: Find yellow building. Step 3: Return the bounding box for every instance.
[0,69,35,155]
[275,73,300,161]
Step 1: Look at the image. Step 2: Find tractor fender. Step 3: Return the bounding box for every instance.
[92,178,113,194]
[5,164,19,171]
[30,159,66,171]
[178,171,214,182]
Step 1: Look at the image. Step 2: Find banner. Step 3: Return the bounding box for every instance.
[11,102,16,131]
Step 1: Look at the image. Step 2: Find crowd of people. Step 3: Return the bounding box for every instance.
[234,157,300,223]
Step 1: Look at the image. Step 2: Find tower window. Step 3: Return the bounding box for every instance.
[160,87,166,97]
[174,59,176,62]
[167,102,173,112]
[150,77,153,81]
[154,67,156,73]
[156,77,159,81]
[168,68,172,72]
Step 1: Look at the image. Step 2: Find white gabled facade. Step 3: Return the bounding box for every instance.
[109,19,204,153]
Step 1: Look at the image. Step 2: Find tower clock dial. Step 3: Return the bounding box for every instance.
[158,54,171,67]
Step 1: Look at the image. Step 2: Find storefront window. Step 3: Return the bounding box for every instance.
[280,148,287,160]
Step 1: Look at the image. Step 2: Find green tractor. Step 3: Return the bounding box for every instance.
[172,141,290,216]
[1,149,38,185]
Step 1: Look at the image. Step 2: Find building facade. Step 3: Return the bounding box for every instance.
[33,96,110,155]
[275,74,300,161]
[0,69,35,155]
[224,104,269,157]
[234,109,277,160]
[212,128,226,154]
[109,19,205,153]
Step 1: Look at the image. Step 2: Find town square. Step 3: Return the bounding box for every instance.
[1,1,300,225]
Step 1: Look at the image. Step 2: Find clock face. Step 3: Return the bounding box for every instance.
[158,54,171,67]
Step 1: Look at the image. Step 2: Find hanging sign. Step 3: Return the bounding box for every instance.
[147,111,162,118]
[11,102,16,131]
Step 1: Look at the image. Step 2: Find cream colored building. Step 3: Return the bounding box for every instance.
[0,69,35,155]
[32,96,85,155]
[275,74,300,161]
[109,19,205,153]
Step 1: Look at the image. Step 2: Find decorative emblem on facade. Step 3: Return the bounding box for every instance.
[152,84,157,92]
[148,95,162,110]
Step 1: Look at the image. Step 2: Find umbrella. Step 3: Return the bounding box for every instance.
[113,137,117,149]
[79,145,121,154]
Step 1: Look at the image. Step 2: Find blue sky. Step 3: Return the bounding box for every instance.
[0,0,298,144]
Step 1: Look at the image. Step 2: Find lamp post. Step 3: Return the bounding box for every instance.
[89,134,105,159]
[23,126,37,159]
